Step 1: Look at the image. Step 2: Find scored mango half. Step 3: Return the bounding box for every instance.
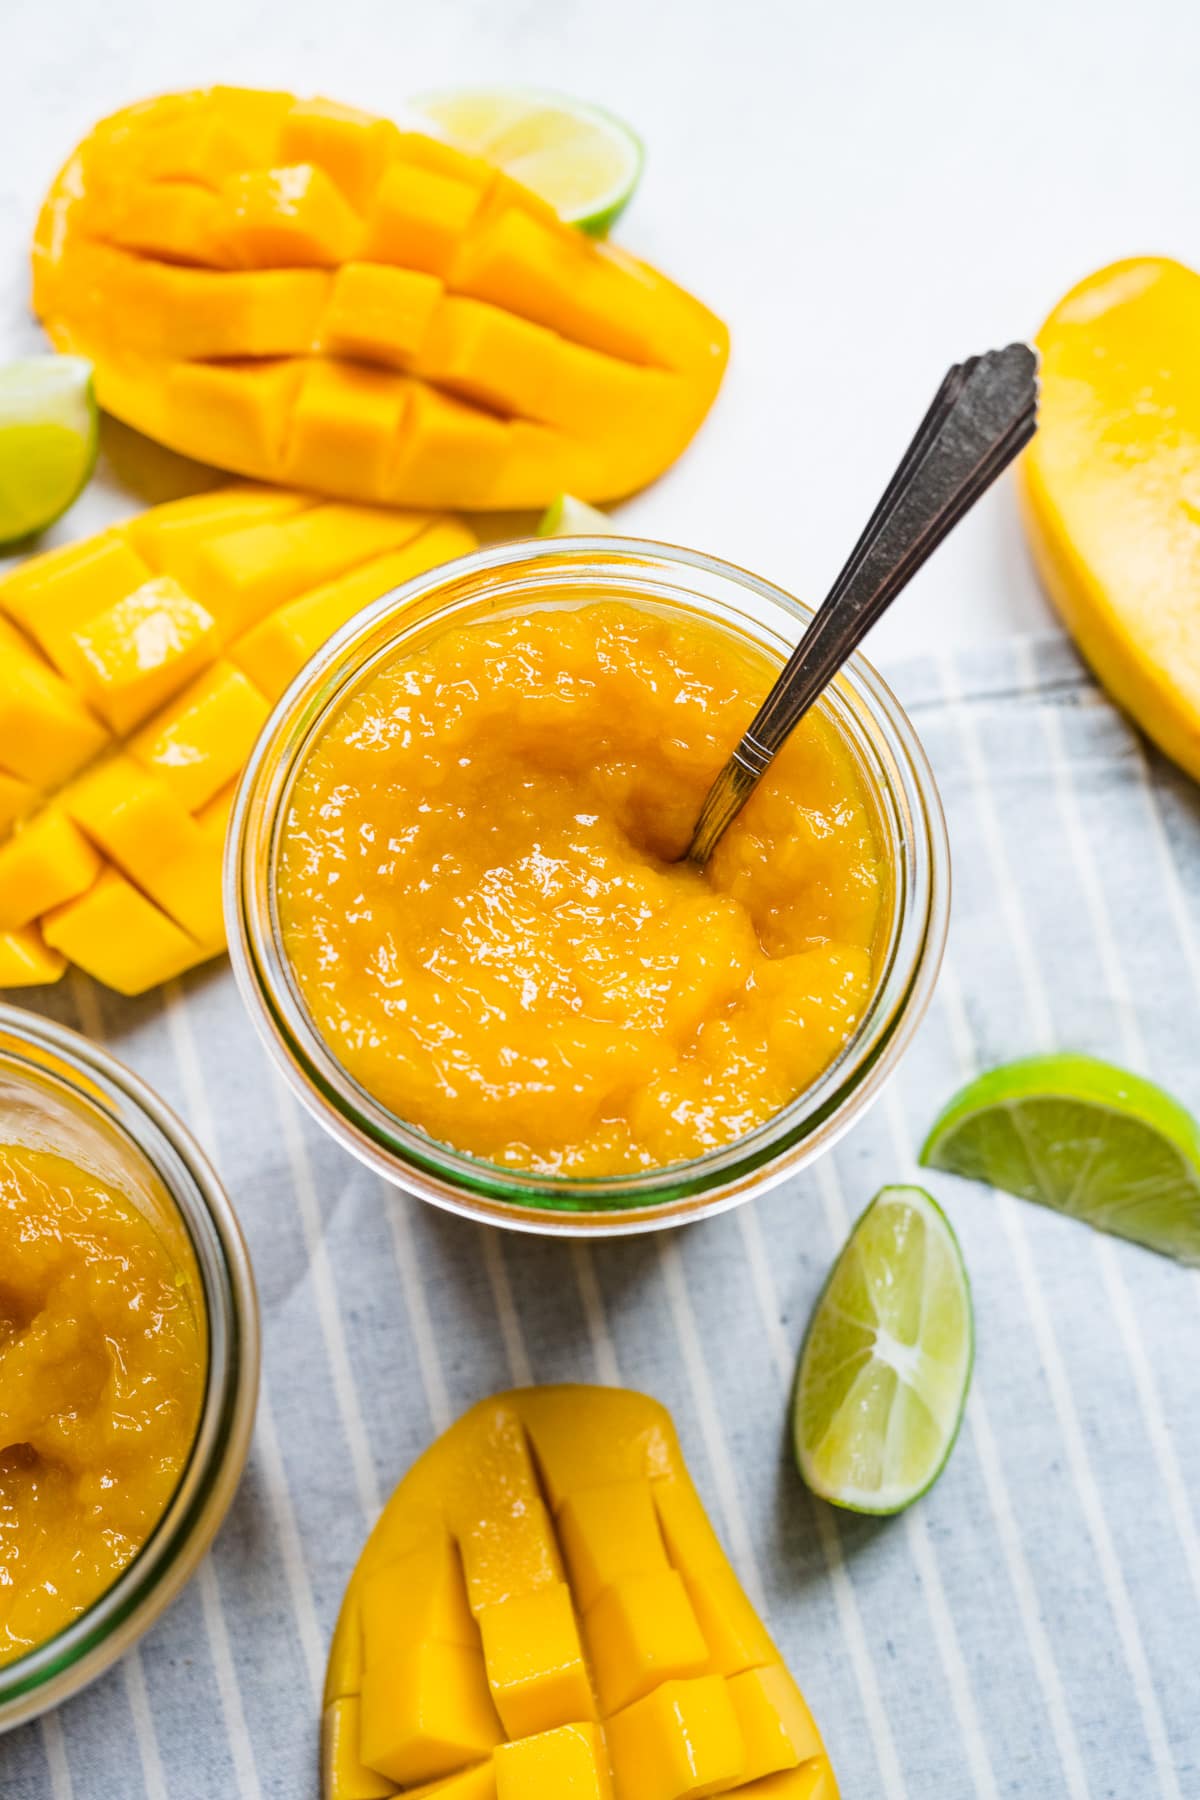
[32,88,729,509]
[1022,256,1200,780]
[0,485,475,994]
[324,1386,836,1800]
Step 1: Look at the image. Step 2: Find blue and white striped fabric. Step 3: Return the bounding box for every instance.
[4,632,1199,1800]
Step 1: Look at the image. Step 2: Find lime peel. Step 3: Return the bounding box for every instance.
[410,87,642,235]
[921,1052,1200,1265]
[793,1185,973,1515]
[0,356,98,547]
[536,493,615,537]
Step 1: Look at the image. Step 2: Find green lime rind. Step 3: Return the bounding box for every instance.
[410,86,643,235]
[507,97,643,237]
[920,1053,1200,1266]
[567,121,644,236]
[0,356,98,548]
[792,1185,974,1517]
[536,492,615,537]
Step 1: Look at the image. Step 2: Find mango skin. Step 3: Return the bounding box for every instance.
[323,1385,838,1800]
[1022,256,1200,780]
[32,88,729,509]
[0,485,475,994]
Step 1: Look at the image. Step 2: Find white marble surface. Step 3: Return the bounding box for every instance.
[2,0,1197,659]
[4,13,1200,1798]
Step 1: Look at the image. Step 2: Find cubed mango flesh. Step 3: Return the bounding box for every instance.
[558,1482,671,1610]
[731,1772,834,1800]
[33,87,728,506]
[322,1698,397,1800]
[219,163,362,268]
[0,924,66,987]
[477,1583,595,1739]
[129,662,270,813]
[583,1570,709,1714]
[359,1640,502,1784]
[60,244,331,362]
[165,357,304,474]
[361,1532,478,1660]
[606,1675,746,1800]
[447,1403,565,1616]
[493,1723,612,1800]
[0,769,37,835]
[185,500,429,637]
[407,1767,498,1800]
[0,808,101,931]
[0,531,152,671]
[323,1388,838,1800]
[59,578,220,734]
[322,262,443,367]
[458,1496,564,1617]
[41,867,212,995]
[676,1561,779,1681]
[651,1479,776,1676]
[283,360,410,500]
[62,752,225,947]
[228,520,477,702]
[127,486,310,578]
[108,181,233,266]
[0,484,474,992]
[279,100,402,214]
[726,1669,823,1783]
[0,629,110,790]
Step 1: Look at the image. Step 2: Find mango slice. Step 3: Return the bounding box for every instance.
[0,486,475,993]
[1022,256,1200,780]
[323,1387,837,1800]
[33,88,729,509]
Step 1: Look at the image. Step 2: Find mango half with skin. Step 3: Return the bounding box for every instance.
[324,1386,837,1800]
[0,485,475,994]
[1022,256,1200,780]
[32,88,729,509]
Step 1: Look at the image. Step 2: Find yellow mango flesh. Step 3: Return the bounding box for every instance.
[1022,256,1200,779]
[33,88,729,508]
[0,486,475,994]
[324,1387,837,1800]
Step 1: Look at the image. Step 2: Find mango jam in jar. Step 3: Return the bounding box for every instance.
[276,599,886,1178]
[0,1008,257,1730]
[0,1141,206,1666]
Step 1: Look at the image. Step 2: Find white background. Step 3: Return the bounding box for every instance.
[1,0,1195,660]
[4,13,1200,1796]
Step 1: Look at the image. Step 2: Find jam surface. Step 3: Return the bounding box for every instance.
[0,1145,205,1665]
[278,602,885,1176]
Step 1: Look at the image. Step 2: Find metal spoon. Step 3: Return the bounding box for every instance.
[684,342,1039,866]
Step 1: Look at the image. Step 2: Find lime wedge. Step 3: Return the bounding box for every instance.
[412,87,642,234]
[921,1053,1200,1264]
[537,493,616,536]
[0,357,98,548]
[793,1186,973,1515]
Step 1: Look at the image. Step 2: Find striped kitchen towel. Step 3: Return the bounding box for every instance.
[3,631,1198,1800]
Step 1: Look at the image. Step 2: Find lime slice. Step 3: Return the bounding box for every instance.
[793,1186,973,1515]
[921,1052,1200,1264]
[0,356,98,548]
[536,493,616,536]
[412,87,642,234]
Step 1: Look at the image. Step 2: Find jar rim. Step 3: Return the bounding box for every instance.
[228,535,950,1235]
[0,1005,260,1729]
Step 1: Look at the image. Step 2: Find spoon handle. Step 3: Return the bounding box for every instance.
[684,342,1039,865]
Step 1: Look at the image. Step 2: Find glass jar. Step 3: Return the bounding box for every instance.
[228,537,949,1235]
[0,1006,259,1731]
